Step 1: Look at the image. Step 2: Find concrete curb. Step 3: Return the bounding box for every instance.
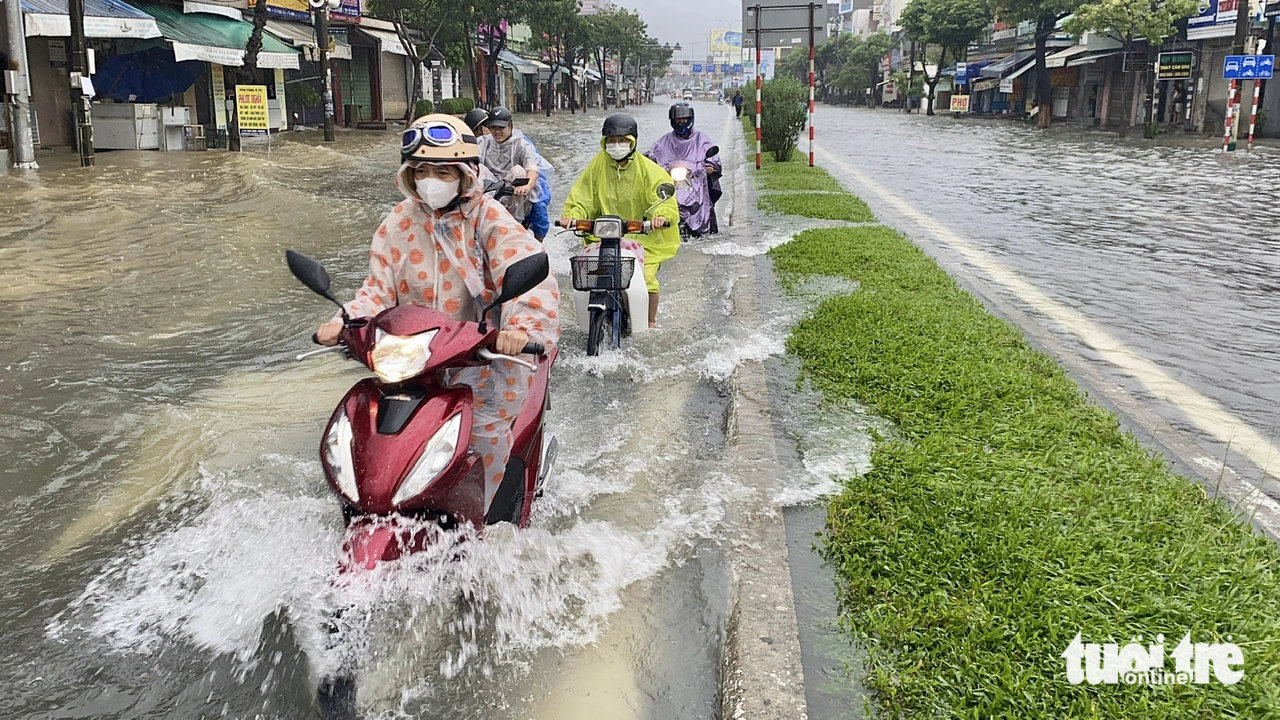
[718,111,811,720]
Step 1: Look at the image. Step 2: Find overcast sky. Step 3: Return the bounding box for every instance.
[615,0,744,56]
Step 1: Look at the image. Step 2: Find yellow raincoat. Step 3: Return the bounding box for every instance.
[560,136,680,292]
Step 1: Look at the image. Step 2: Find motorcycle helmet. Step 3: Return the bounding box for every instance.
[601,113,639,139]
[485,106,514,128]
[669,102,694,138]
[401,114,480,164]
[463,107,489,134]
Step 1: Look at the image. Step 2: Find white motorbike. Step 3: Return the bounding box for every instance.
[558,182,675,356]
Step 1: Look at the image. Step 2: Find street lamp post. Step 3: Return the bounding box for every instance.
[310,0,340,142]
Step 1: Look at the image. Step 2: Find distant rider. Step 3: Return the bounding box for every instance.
[559,113,679,329]
[477,106,542,237]
[645,102,721,238]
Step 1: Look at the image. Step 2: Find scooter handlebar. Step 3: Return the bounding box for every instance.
[523,342,546,356]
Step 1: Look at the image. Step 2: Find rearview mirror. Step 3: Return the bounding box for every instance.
[286,249,339,305]
[656,183,675,200]
[512,177,530,187]
[705,145,719,159]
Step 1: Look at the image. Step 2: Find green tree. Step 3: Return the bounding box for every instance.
[1001,0,1085,128]
[831,32,893,106]
[528,0,584,115]
[366,0,458,122]
[1064,0,1197,135]
[582,7,648,108]
[900,0,993,114]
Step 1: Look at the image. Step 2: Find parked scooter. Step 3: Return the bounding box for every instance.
[666,145,719,241]
[558,182,675,356]
[286,248,558,566]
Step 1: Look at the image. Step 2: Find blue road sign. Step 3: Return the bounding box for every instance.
[692,63,702,73]
[1224,55,1275,79]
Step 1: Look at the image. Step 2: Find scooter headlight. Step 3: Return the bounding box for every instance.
[393,412,464,507]
[324,411,359,503]
[670,166,689,184]
[371,328,437,383]
[591,218,624,239]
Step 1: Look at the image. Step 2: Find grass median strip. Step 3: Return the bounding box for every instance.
[759,181,1280,715]
[759,192,875,223]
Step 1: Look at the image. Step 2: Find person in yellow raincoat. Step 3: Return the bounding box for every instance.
[559,113,680,328]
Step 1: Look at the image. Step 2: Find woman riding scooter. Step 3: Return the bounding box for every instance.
[315,113,560,513]
[645,102,721,239]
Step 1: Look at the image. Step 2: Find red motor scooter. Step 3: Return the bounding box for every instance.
[286,249,559,574]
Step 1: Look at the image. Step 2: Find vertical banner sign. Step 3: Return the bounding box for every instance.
[236,85,270,136]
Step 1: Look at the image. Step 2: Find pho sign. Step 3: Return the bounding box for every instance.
[1157,51,1193,80]
[950,94,970,112]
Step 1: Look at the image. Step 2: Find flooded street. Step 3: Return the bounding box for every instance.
[0,102,865,719]
[814,108,1280,495]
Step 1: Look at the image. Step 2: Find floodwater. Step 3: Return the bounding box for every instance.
[816,108,1280,493]
[0,102,870,719]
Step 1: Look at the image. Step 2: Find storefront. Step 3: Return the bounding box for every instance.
[15,0,162,147]
[352,21,412,122]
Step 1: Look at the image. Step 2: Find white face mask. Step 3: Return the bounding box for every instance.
[606,141,631,160]
[416,176,460,209]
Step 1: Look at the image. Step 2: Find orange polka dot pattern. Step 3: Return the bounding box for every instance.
[337,172,561,513]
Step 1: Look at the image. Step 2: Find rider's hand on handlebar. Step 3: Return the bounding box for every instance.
[495,329,530,355]
[558,216,574,229]
[652,216,669,230]
[514,183,532,197]
[316,318,343,346]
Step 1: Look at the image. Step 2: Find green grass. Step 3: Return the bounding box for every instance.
[758,192,875,222]
[768,225,1280,719]
[757,163,843,191]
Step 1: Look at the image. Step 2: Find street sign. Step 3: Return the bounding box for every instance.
[1157,51,1193,80]
[721,64,731,73]
[692,63,702,73]
[955,61,967,83]
[235,84,269,136]
[950,94,970,112]
[742,1,828,49]
[733,63,743,73]
[1223,54,1275,79]
[1122,52,1151,73]
[999,78,1013,93]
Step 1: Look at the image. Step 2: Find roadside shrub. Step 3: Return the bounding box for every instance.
[286,81,320,108]
[439,97,476,115]
[761,77,807,162]
[414,99,434,116]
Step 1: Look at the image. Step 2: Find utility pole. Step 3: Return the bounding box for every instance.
[69,0,94,166]
[311,0,337,141]
[3,0,39,168]
[1228,0,1256,147]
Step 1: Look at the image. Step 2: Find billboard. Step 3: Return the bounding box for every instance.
[1188,0,1240,40]
[742,0,828,48]
[268,0,360,22]
[711,30,743,52]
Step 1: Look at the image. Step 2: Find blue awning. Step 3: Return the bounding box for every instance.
[21,0,161,38]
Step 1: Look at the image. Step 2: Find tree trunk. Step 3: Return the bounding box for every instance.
[925,46,945,116]
[466,34,480,104]
[1035,14,1053,129]
[1119,56,1133,138]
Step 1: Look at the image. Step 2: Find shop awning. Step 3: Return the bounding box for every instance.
[980,50,1034,78]
[1045,44,1090,69]
[357,26,410,57]
[1067,50,1121,67]
[263,18,352,61]
[135,2,299,68]
[20,0,160,38]
[575,65,601,81]
[498,50,540,75]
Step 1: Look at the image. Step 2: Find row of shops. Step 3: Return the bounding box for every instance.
[1,0,614,153]
[920,12,1280,135]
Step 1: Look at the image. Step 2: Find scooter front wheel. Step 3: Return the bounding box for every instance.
[586,306,606,357]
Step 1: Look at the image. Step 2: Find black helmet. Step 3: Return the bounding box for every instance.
[601,113,638,139]
[669,102,694,137]
[463,107,489,133]
[485,106,513,128]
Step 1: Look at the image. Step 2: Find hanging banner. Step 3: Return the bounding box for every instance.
[761,48,776,80]
[236,84,270,136]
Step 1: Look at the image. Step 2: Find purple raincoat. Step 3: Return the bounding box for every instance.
[645,129,722,236]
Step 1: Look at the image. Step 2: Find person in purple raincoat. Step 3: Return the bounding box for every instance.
[645,102,721,239]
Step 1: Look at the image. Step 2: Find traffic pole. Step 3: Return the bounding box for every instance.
[754,8,762,170]
[314,0,336,142]
[69,0,94,166]
[3,0,38,168]
[1247,74,1262,150]
[807,2,816,167]
[1223,79,1233,150]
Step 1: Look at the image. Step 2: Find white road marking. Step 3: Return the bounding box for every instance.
[817,148,1280,510]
